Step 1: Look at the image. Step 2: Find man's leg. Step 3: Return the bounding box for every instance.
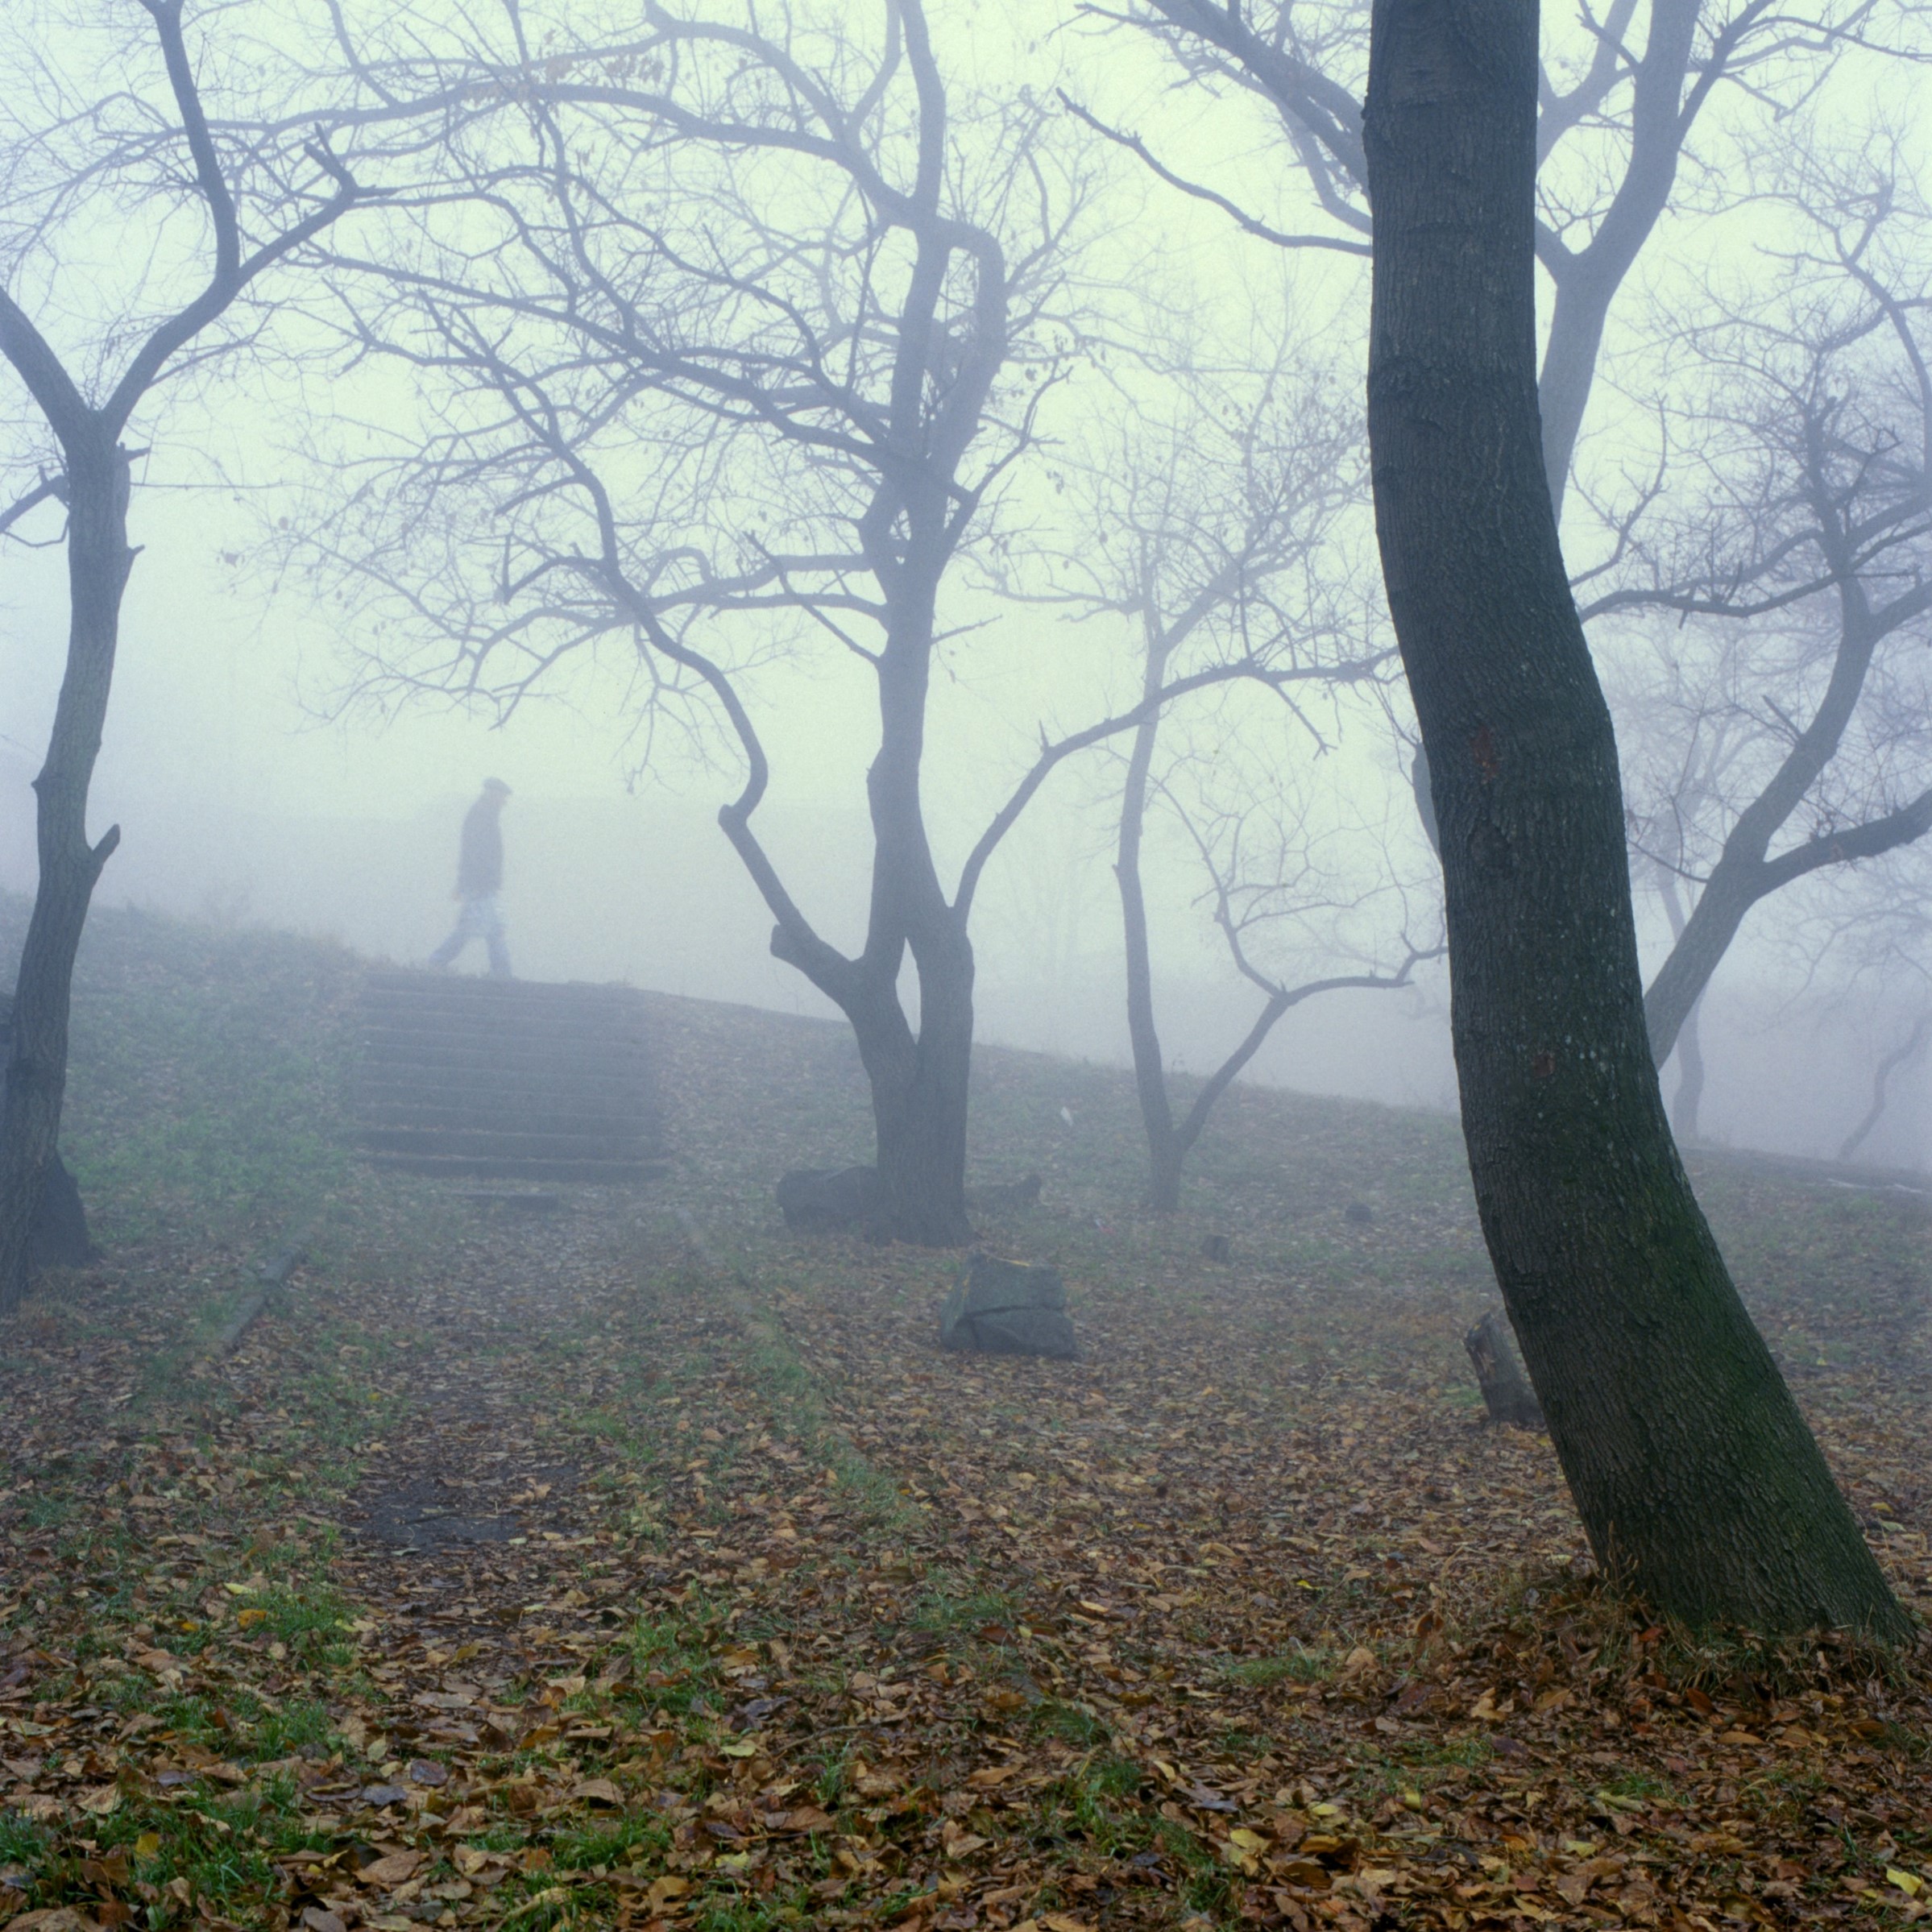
[480,898,512,979]
[428,922,467,969]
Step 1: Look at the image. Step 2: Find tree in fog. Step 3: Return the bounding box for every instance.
[0,0,379,1311]
[1038,349,1435,1209]
[1358,0,1903,1632]
[1588,172,1932,1071]
[1766,840,1932,1162]
[1089,0,1923,515]
[296,0,1277,1243]
[1088,2,1930,1097]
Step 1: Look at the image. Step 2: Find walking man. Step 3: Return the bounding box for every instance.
[429,778,513,977]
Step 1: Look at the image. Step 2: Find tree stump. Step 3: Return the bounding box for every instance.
[1464,1309,1544,1429]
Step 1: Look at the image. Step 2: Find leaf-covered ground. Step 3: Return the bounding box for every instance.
[2,900,1930,1931]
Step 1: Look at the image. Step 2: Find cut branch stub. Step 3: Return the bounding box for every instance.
[1464,1309,1544,1430]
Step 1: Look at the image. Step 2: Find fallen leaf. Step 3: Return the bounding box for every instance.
[358,1850,423,1887]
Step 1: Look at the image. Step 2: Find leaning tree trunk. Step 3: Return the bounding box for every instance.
[0,429,128,1313]
[1362,0,1905,1633]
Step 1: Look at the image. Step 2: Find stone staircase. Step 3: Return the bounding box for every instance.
[352,971,669,1184]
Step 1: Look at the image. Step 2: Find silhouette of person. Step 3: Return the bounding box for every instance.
[429,778,513,977]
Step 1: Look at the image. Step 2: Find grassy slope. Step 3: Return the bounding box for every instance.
[0,900,1925,1931]
[0,893,362,1251]
[2,887,1925,1387]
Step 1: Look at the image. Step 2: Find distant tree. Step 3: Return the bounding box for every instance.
[1774,840,1932,1163]
[1083,0,1932,1145]
[1134,727,1443,1204]
[1085,0,1925,516]
[1585,173,1932,1066]
[1035,350,1434,1209]
[295,0,1280,1243]
[0,0,375,1312]
[1359,0,1904,1632]
[1839,1005,1931,1162]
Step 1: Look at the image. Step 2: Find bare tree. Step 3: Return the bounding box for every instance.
[0,0,378,1312]
[1587,173,1932,1064]
[1839,1006,1931,1161]
[1035,350,1433,1209]
[1360,0,1902,1633]
[1142,732,1442,1204]
[1080,0,1926,515]
[290,0,1287,1242]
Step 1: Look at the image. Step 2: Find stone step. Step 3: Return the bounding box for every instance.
[356,1101,656,1137]
[365,1152,671,1182]
[354,970,668,1186]
[358,1060,652,1095]
[356,1126,664,1159]
[358,1014,653,1049]
[364,972,648,1008]
[358,1026,650,1063]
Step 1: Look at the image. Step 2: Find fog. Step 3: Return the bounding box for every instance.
[3,0,1930,1175]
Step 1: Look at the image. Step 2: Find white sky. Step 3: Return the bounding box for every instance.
[2,0,1927,1162]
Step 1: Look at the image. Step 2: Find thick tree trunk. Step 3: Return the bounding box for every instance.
[863,925,976,1248]
[1362,0,1905,1633]
[838,597,976,1249]
[0,433,128,1314]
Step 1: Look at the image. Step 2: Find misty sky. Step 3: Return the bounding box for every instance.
[3,0,1928,1167]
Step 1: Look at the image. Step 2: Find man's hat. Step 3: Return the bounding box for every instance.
[483,777,512,796]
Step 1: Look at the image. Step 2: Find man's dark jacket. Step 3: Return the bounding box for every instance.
[456,797,504,900]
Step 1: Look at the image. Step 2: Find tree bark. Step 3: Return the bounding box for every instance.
[1362,0,1905,1633]
[0,431,129,1312]
[845,939,976,1249]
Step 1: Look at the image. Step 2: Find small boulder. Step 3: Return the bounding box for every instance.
[1200,1233,1233,1263]
[940,1254,1079,1360]
[776,1165,885,1233]
[1345,1200,1374,1225]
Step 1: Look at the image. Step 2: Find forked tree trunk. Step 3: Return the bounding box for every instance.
[0,431,129,1313]
[810,612,976,1250]
[1362,0,1905,1633]
[844,927,976,1247]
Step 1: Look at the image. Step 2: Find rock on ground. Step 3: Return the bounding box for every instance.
[939,1253,1079,1360]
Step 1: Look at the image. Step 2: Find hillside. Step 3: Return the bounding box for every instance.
[0,899,1926,1931]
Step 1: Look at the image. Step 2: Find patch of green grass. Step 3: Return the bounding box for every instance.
[1395,1733,1495,1772]
[1212,1727,1272,1759]
[0,1809,50,1868]
[550,1814,673,1868]
[687,1888,819,1931]
[248,1582,356,1669]
[1222,1648,1333,1688]
[1030,1698,1108,1750]
[908,1577,1019,1637]
[1602,1771,1675,1803]
[811,1741,857,1808]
